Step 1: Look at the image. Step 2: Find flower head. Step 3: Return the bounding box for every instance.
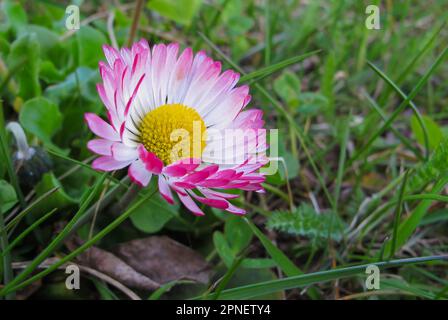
[85,40,268,215]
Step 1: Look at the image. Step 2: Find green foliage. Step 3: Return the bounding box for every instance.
[267,204,346,244]
[0,179,17,213]
[411,114,443,151]
[409,136,448,190]
[7,33,41,100]
[76,26,108,68]
[19,97,62,146]
[147,0,203,26]
[274,71,300,108]
[130,194,178,234]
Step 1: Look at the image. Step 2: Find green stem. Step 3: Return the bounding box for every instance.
[0,208,15,299]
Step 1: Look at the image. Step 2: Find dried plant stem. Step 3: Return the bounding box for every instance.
[127,0,145,47]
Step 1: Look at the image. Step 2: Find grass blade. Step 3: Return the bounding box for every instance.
[389,170,409,259]
[0,173,108,296]
[2,208,58,258]
[245,218,302,277]
[367,61,430,159]
[1,188,157,296]
[196,255,448,300]
[240,50,321,83]
[347,45,448,167]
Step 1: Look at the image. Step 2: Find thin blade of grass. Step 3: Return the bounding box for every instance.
[2,208,58,258]
[245,218,301,277]
[0,198,15,299]
[264,0,271,66]
[347,45,448,168]
[382,176,448,258]
[0,173,108,296]
[367,60,430,159]
[240,50,321,83]
[6,187,59,231]
[195,255,448,300]
[389,170,410,259]
[379,22,446,105]
[1,188,157,296]
[364,91,424,161]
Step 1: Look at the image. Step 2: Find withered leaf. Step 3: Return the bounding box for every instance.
[77,246,160,291]
[113,236,212,284]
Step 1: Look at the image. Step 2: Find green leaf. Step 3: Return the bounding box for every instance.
[147,0,203,26]
[226,16,254,36]
[76,26,108,68]
[1,0,27,33]
[224,216,252,254]
[213,231,235,268]
[45,67,100,104]
[298,92,329,115]
[245,219,302,277]
[39,60,64,84]
[267,204,346,244]
[409,136,448,190]
[411,114,442,151]
[19,97,62,145]
[240,258,277,269]
[7,33,41,100]
[220,267,282,300]
[382,177,448,258]
[130,194,177,233]
[18,25,60,60]
[33,173,77,215]
[0,180,17,214]
[273,71,301,107]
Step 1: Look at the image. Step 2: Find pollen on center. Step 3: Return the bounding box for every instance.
[139,104,207,165]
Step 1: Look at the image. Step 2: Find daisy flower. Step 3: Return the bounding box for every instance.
[85,40,268,215]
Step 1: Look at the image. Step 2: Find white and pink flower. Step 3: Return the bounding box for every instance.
[85,40,268,215]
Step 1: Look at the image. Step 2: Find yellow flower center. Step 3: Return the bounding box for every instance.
[139,104,207,165]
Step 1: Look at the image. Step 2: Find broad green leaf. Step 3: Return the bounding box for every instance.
[411,114,442,150]
[7,33,41,100]
[213,231,235,268]
[33,173,77,214]
[76,26,108,68]
[39,60,64,84]
[0,180,17,213]
[147,0,203,26]
[224,216,252,254]
[298,92,329,115]
[18,25,60,60]
[226,15,254,36]
[130,194,177,233]
[45,67,100,104]
[273,71,301,107]
[2,0,27,33]
[19,97,62,145]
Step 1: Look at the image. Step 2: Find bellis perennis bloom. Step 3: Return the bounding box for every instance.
[85,40,268,215]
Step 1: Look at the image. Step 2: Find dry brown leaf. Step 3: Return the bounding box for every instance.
[77,245,160,291]
[113,236,212,284]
